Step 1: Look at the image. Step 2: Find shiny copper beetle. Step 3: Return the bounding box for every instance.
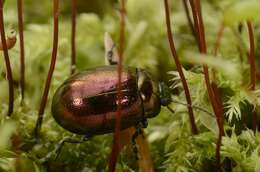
[51,34,172,137]
[49,35,211,162]
[52,65,170,136]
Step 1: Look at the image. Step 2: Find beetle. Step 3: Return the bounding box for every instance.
[51,65,166,136]
[45,33,173,161]
[51,33,174,137]
[51,33,170,136]
[48,33,212,161]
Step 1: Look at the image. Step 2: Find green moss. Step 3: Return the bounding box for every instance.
[0,0,260,171]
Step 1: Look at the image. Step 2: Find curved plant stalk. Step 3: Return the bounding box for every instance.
[212,24,225,136]
[17,0,25,101]
[105,32,154,172]
[212,24,225,123]
[212,24,225,138]
[0,0,14,116]
[11,134,22,172]
[246,21,257,132]
[135,132,154,172]
[189,0,225,170]
[213,24,225,56]
[71,0,77,74]
[182,0,197,43]
[34,0,59,138]
[237,24,245,64]
[164,0,198,134]
[188,0,201,47]
[211,82,224,169]
[108,0,126,171]
[119,128,154,172]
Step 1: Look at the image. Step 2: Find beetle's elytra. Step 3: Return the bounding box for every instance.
[52,65,161,135]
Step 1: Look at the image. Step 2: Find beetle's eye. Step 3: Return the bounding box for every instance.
[140,80,153,102]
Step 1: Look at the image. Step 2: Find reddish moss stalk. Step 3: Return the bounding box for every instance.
[188,0,202,47]
[0,0,14,116]
[211,82,224,169]
[108,0,126,171]
[71,0,77,74]
[212,24,225,135]
[213,24,225,56]
[182,0,197,43]
[190,0,223,130]
[34,0,59,137]
[164,0,198,135]
[189,0,224,169]
[11,134,22,172]
[246,21,257,132]
[212,24,224,80]
[17,0,25,101]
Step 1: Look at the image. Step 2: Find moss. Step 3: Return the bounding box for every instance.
[0,0,260,171]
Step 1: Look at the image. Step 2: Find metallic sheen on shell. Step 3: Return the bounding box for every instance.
[52,65,160,135]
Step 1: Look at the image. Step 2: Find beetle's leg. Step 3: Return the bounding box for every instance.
[131,121,147,160]
[104,32,119,65]
[130,91,148,159]
[53,136,90,160]
[40,135,90,163]
[131,128,141,160]
[141,119,148,129]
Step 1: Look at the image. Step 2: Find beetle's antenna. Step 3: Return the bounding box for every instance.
[166,105,175,114]
[158,82,213,116]
[169,99,214,117]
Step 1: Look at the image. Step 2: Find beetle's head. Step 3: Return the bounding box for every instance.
[137,71,213,117]
[137,69,161,118]
[158,82,171,106]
